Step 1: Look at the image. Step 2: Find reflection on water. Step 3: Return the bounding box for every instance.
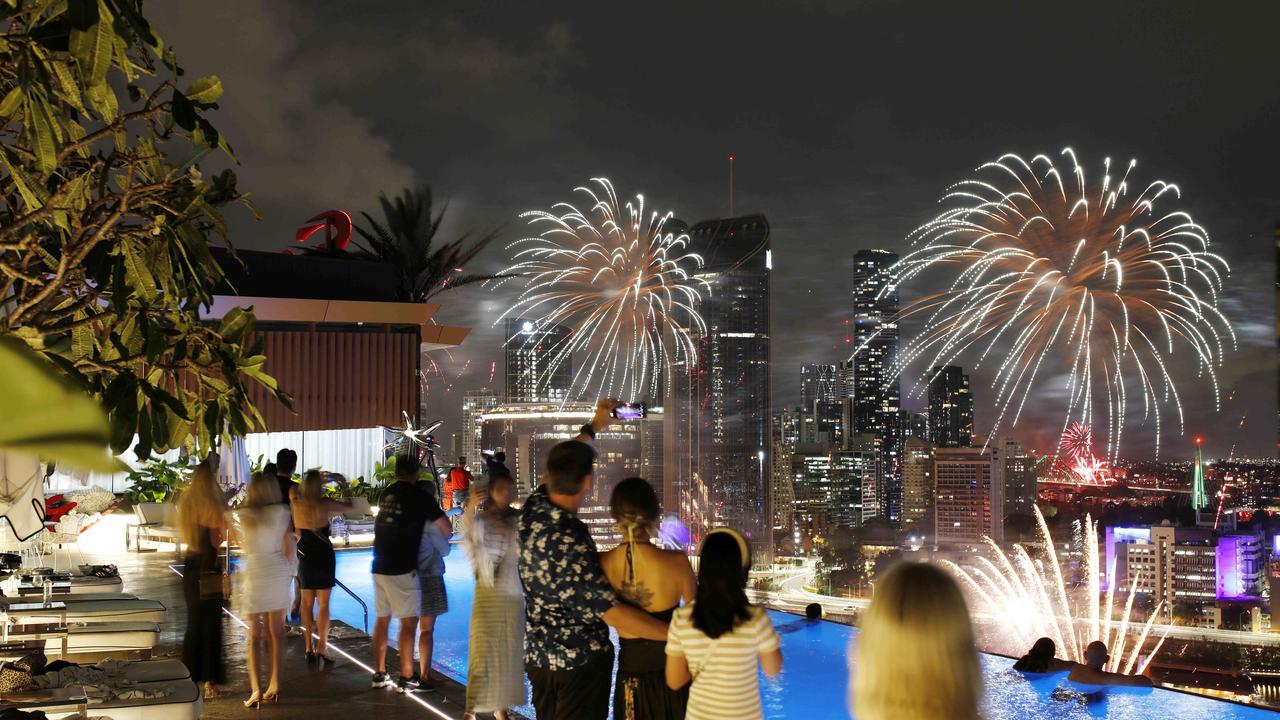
[327,549,1276,719]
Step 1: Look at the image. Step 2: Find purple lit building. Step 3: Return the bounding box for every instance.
[1105,522,1264,626]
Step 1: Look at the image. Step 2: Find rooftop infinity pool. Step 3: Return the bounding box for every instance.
[326,548,1277,719]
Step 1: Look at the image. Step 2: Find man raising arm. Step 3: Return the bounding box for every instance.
[519,398,666,720]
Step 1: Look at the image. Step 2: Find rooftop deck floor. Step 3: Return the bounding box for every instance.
[79,514,481,720]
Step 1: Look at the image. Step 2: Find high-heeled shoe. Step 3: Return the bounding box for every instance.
[316,652,335,665]
[243,692,261,708]
[262,689,280,703]
[305,651,317,663]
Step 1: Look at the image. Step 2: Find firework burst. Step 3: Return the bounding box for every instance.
[883,149,1234,458]
[493,178,709,402]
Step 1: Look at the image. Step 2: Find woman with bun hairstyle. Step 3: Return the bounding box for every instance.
[601,477,695,720]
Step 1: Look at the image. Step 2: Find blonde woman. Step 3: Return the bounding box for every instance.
[851,562,982,720]
[177,461,231,699]
[236,473,295,706]
[290,470,351,663]
[602,477,694,720]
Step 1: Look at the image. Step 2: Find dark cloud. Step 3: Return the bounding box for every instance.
[154,0,1279,459]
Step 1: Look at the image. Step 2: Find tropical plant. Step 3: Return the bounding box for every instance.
[0,0,290,461]
[347,187,504,302]
[123,457,187,504]
[0,336,115,470]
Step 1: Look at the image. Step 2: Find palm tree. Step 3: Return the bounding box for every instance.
[348,187,503,302]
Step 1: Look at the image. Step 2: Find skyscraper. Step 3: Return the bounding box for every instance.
[836,359,855,400]
[800,363,839,408]
[850,250,901,523]
[849,250,900,436]
[460,389,498,469]
[503,318,573,403]
[901,437,935,536]
[928,365,974,448]
[673,215,772,564]
[934,446,1003,545]
[1000,437,1038,518]
[803,400,843,447]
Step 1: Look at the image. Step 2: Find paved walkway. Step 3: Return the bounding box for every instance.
[85,530,480,720]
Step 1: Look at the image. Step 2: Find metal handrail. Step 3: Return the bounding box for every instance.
[297,541,369,634]
[331,577,368,634]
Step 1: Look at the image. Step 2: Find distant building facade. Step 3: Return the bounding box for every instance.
[1108,524,1265,626]
[901,437,935,537]
[928,365,974,448]
[800,363,839,409]
[480,403,661,548]
[461,389,499,471]
[670,215,773,565]
[934,446,1003,545]
[504,318,573,403]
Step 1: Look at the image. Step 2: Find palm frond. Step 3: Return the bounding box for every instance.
[353,186,502,303]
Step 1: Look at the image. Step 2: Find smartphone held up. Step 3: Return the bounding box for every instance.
[611,402,647,420]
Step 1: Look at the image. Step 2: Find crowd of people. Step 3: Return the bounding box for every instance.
[171,397,1155,718]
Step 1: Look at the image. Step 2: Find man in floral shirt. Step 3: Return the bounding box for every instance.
[520,399,670,719]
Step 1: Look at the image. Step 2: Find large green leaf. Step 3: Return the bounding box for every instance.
[68,0,112,87]
[0,338,119,471]
[184,75,222,106]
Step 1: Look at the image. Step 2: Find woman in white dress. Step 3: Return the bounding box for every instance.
[462,471,524,720]
[236,472,295,707]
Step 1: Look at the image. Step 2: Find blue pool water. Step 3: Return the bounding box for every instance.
[329,549,1277,719]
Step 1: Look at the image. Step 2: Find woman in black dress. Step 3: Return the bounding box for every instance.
[177,461,230,699]
[290,470,351,663]
[600,478,696,720]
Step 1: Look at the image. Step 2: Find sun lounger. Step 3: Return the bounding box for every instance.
[17,678,200,720]
[3,597,167,625]
[49,621,160,657]
[125,503,182,552]
[335,497,376,545]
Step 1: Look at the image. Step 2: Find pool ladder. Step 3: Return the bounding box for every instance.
[296,545,369,634]
[333,577,369,633]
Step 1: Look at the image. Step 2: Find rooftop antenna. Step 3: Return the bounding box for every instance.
[728,154,735,217]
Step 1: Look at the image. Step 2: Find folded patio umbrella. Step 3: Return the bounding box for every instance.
[0,451,48,541]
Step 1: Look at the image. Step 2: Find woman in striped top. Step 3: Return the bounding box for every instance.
[665,528,782,720]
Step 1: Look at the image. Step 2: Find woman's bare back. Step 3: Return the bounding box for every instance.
[601,540,695,636]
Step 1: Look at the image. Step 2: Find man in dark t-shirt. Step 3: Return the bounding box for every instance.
[275,448,298,506]
[275,448,301,623]
[370,454,446,692]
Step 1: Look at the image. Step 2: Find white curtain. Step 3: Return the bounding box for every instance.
[243,428,386,481]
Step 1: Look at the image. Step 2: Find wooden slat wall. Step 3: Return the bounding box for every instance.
[245,329,419,433]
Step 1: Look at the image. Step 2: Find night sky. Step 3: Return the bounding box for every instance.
[152,1,1278,459]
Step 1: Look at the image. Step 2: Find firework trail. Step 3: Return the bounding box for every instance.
[493,178,710,402]
[875,149,1234,458]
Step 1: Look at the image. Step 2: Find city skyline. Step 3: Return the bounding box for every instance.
[151,1,1278,459]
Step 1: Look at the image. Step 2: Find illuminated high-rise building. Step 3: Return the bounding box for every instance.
[849,250,900,434]
[460,389,499,470]
[1000,437,1038,518]
[671,215,772,564]
[933,445,1003,545]
[901,437,935,536]
[503,318,572,403]
[850,250,901,522]
[800,363,839,408]
[928,365,974,448]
